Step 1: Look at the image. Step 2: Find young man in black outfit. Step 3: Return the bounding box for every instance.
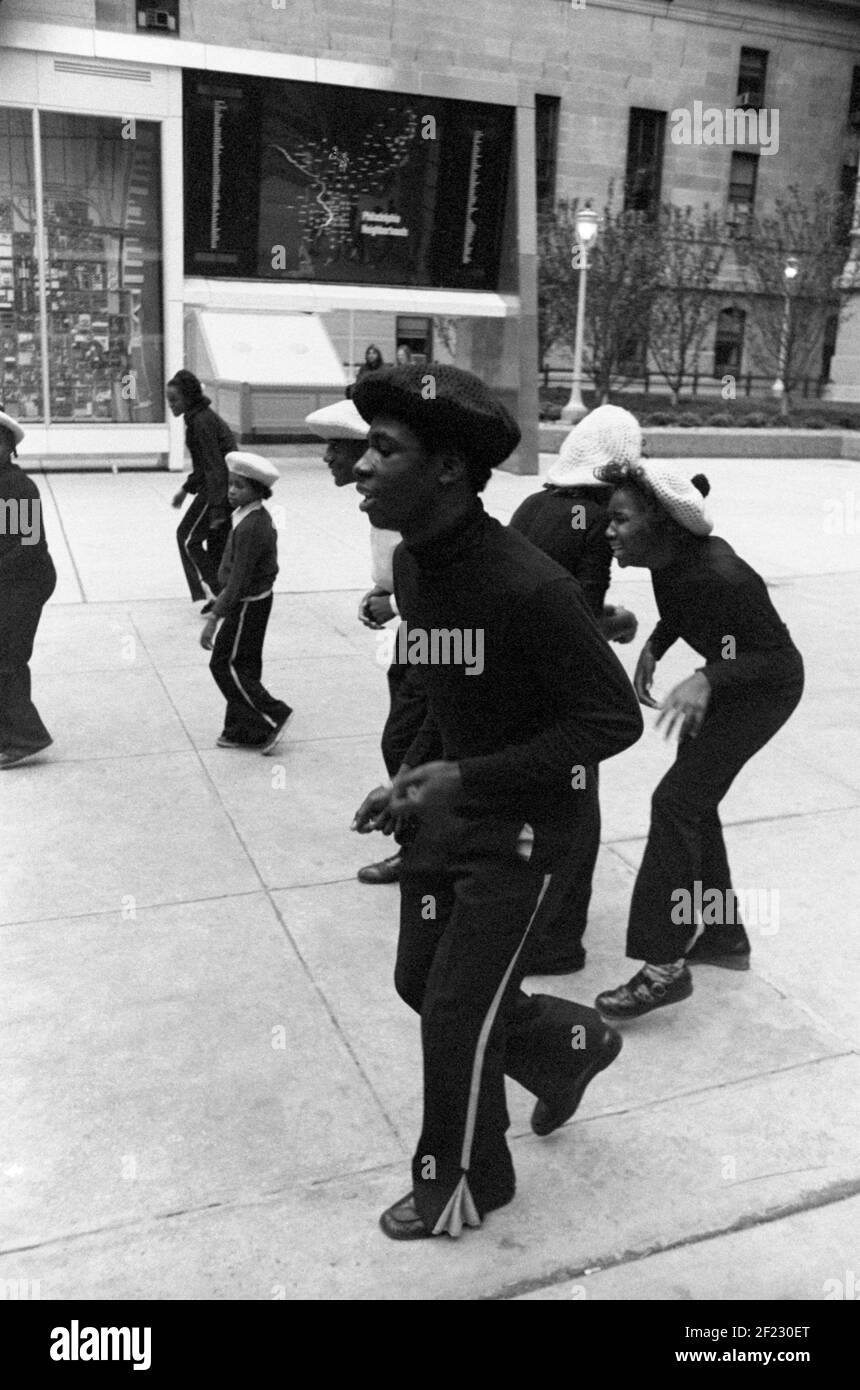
[350,365,643,1240]
[168,370,236,611]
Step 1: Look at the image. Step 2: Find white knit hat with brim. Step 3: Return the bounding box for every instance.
[225,451,280,488]
[546,404,642,488]
[305,399,368,440]
[636,460,713,536]
[0,409,25,445]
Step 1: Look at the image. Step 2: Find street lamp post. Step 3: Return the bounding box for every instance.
[772,254,800,416]
[561,203,601,424]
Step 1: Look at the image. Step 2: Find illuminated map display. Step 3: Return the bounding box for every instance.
[184,72,513,290]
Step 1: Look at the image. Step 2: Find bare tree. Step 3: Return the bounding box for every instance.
[737,187,856,414]
[580,196,662,402]
[648,205,726,405]
[537,204,579,371]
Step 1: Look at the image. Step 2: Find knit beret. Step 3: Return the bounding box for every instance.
[595,457,713,536]
[225,451,280,488]
[305,399,368,440]
[351,364,521,468]
[547,404,642,487]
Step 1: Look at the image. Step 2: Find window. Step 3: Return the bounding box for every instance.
[821,313,839,382]
[848,65,860,131]
[136,2,179,34]
[727,151,759,234]
[0,108,42,421]
[40,113,164,422]
[737,47,768,110]
[624,108,666,214]
[535,95,560,209]
[714,307,745,376]
[395,316,432,364]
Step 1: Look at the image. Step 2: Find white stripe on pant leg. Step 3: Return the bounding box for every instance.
[184,501,210,595]
[431,869,553,1238]
[228,599,277,728]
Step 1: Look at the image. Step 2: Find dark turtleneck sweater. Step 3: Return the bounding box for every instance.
[392,501,643,827]
[648,534,802,692]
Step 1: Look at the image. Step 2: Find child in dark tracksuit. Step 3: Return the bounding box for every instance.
[200,452,292,755]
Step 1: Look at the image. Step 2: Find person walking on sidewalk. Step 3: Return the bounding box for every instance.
[168,370,235,612]
[510,405,640,975]
[350,364,643,1241]
[593,461,804,1022]
[0,408,56,769]
[305,398,430,887]
[201,452,292,755]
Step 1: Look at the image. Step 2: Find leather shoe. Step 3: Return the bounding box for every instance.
[379,1191,433,1240]
[357,852,402,885]
[531,1025,622,1136]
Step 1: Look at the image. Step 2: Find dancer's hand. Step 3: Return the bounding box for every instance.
[200,618,217,651]
[389,761,462,818]
[657,671,711,741]
[171,490,186,509]
[352,783,396,833]
[366,592,395,625]
[633,642,659,708]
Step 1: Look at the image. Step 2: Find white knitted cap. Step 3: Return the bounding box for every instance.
[546,405,642,487]
[637,461,712,535]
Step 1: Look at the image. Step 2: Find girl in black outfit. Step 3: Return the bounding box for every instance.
[594,461,804,1021]
[167,370,236,609]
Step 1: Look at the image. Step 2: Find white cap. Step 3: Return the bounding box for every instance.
[305,399,368,441]
[0,409,25,445]
[225,451,280,487]
[546,404,641,488]
[637,461,713,535]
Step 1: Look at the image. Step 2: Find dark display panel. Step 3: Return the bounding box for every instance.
[184,72,512,290]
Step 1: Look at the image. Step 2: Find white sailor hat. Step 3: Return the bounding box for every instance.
[304,399,368,440]
[225,451,280,487]
[0,409,25,445]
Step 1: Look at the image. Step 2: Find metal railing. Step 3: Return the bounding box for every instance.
[539,366,828,399]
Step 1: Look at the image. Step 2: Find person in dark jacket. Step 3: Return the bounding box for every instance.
[168,370,236,611]
[509,405,640,975]
[350,365,643,1242]
[593,460,804,1021]
[0,408,56,768]
[201,452,292,755]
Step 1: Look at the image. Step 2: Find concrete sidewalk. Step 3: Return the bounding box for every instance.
[1,449,858,1300]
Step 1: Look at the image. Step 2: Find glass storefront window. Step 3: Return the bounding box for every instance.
[40,114,164,422]
[0,109,43,422]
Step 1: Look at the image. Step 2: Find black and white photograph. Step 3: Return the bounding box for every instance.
[0,0,858,1340]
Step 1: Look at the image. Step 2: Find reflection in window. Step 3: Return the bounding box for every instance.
[40,113,164,422]
[0,108,43,421]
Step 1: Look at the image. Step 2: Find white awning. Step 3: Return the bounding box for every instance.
[185,278,517,318]
[193,309,347,387]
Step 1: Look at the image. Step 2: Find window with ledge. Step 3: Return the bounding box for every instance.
[737,47,768,111]
[624,108,666,215]
[713,307,745,377]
